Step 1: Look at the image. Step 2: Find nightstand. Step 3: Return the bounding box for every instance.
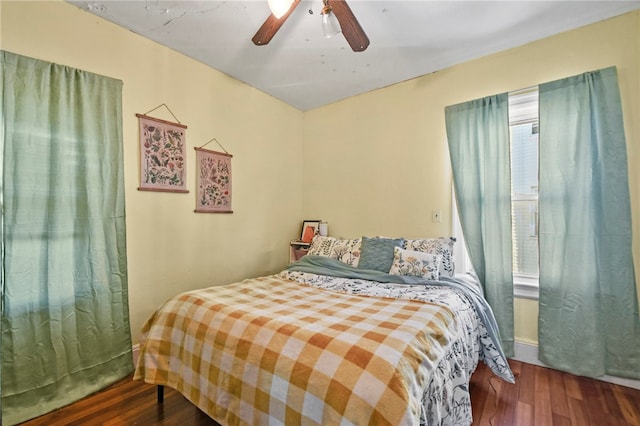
[289,240,311,263]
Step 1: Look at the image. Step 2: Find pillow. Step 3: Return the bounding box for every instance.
[403,237,456,277]
[389,247,441,280]
[357,236,404,272]
[307,236,336,257]
[329,238,361,267]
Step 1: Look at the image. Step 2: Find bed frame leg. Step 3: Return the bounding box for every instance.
[157,385,164,403]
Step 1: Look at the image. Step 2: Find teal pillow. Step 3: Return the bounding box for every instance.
[357,236,404,272]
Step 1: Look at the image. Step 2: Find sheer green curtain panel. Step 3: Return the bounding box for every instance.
[0,51,133,425]
[538,67,640,379]
[445,94,515,357]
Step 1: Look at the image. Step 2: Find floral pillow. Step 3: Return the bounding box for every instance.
[307,236,336,257]
[388,247,441,280]
[329,238,362,267]
[403,237,455,277]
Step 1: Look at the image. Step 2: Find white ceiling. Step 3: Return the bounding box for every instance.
[68,1,640,111]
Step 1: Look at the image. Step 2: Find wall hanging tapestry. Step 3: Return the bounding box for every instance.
[137,113,188,193]
[194,146,233,213]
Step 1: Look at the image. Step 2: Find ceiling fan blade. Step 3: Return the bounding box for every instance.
[329,0,369,52]
[252,0,302,46]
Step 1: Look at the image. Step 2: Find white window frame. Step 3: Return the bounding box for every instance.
[509,87,540,300]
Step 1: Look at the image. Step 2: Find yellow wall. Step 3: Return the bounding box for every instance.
[0,0,305,339]
[303,11,640,344]
[2,1,639,346]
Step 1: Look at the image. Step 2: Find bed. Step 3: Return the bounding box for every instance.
[134,236,514,426]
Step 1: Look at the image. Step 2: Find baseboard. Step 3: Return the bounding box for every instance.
[513,341,640,390]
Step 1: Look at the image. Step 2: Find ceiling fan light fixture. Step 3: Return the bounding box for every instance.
[253,0,368,52]
[321,1,341,38]
[268,0,295,19]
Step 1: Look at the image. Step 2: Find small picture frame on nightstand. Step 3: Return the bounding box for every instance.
[300,220,321,243]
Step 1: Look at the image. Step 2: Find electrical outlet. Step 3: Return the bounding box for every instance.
[432,209,441,223]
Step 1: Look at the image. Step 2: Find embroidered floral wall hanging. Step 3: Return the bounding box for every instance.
[194,147,233,213]
[136,114,188,193]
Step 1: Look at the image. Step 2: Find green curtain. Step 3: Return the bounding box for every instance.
[0,51,133,424]
[538,67,640,379]
[445,94,514,357]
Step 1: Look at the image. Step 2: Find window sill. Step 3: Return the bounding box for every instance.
[514,275,539,300]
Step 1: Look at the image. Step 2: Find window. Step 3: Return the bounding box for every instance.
[509,88,539,299]
[452,88,540,299]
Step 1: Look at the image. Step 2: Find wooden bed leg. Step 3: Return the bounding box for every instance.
[157,385,164,403]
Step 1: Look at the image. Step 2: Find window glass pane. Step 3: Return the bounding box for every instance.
[509,89,539,278]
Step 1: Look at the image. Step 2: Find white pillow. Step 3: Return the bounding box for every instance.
[307,236,336,257]
[403,237,455,277]
[388,247,441,280]
[329,238,361,267]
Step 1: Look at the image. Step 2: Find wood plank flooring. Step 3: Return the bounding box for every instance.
[469,360,640,426]
[19,360,640,426]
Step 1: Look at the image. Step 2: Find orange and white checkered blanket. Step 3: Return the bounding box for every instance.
[134,275,461,425]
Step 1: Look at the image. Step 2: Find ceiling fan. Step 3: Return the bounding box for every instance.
[252,0,370,52]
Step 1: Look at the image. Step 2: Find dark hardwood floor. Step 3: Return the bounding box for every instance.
[19,360,640,426]
[470,360,640,426]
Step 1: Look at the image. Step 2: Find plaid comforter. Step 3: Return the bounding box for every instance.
[134,275,478,425]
